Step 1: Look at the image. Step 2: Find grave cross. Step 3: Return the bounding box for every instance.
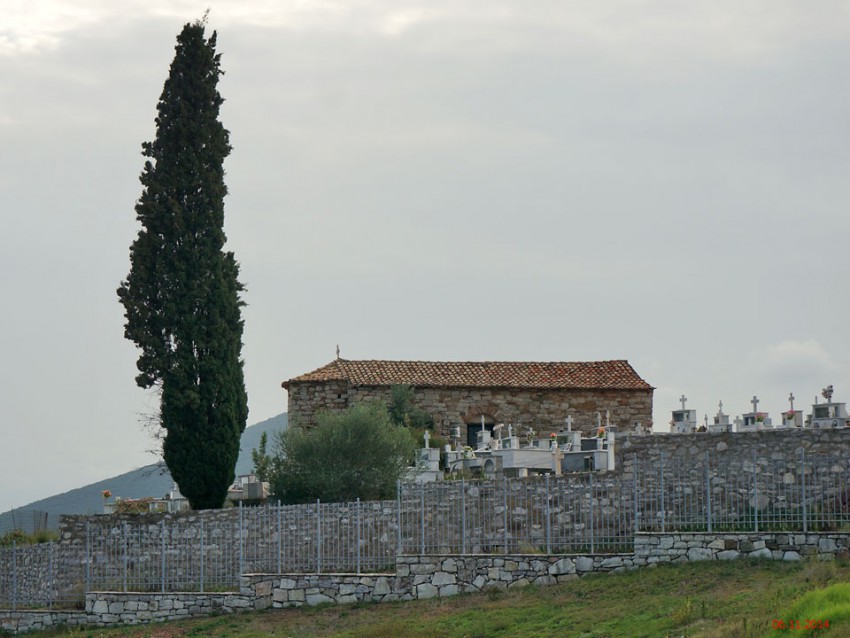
[718,400,723,413]
[788,393,795,411]
[423,430,430,448]
[565,415,573,431]
[679,394,687,410]
[751,395,760,413]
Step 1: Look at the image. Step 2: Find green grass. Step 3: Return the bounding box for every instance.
[19,558,850,638]
[764,581,850,638]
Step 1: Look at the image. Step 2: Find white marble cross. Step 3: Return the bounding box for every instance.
[565,415,573,431]
[423,430,430,448]
[679,394,687,410]
[788,393,795,411]
[596,412,602,428]
[751,395,760,413]
[606,410,610,427]
[718,400,724,414]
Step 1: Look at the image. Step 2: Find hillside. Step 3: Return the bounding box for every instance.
[0,413,287,532]
[18,558,850,637]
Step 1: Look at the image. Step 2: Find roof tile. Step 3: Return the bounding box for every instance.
[283,359,652,391]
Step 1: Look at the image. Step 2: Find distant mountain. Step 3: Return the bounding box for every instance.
[0,413,287,532]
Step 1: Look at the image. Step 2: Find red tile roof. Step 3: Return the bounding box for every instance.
[282,359,652,391]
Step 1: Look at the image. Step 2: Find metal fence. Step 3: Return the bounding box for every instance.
[3,450,850,608]
[634,450,850,533]
[85,499,398,594]
[0,542,87,610]
[397,473,632,555]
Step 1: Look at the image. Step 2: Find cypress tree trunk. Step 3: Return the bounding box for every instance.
[117,19,248,510]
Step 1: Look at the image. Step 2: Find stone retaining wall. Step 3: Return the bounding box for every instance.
[5,532,850,634]
[244,553,638,609]
[0,611,87,635]
[634,532,850,564]
[83,591,252,626]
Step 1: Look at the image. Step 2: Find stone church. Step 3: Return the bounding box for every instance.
[282,358,653,443]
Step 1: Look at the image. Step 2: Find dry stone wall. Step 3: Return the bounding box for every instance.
[617,428,850,471]
[246,553,639,610]
[634,532,850,564]
[6,532,850,633]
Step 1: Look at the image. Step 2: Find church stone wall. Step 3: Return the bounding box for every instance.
[287,382,652,436]
[286,380,350,428]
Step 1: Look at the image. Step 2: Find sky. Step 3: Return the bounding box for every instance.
[1,0,849,513]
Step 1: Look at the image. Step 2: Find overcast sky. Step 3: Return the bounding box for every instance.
[2,0,849,513]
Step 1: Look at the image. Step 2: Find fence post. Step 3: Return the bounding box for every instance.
[801,450,808,533]
[395,480,403,559]
[277,502,282,575]
[420,483,425,555]
[545,474,552,554]
[356,498,361,575]
[200,518,205,593]
[239,501,245,577]
[705,454,713,533]
[316,499,322,574]
[85,520,91,593]
[659,451,666,533]
[752,450,759,533]
[160,520,166,593]
[633,453,639,535]
[11,541,16,611]
[461,478,467,554]
[502,476,509,554]
[589,473,595,554]
[122,523,128,593]
[48,542,54,610]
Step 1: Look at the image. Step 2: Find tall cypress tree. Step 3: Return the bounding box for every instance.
[117,18,248,509]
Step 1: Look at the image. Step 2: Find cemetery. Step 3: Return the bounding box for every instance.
[669,384,849,434]
[5,423,850,633]
[4,365,850,633]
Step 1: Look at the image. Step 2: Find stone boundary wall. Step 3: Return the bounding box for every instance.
[0,611,87,635]
[0,592,251,635]
[5,532,850,634]
[83,591,253,626]
[618,428,850,473]
[634,532,850,564]
[244,553,637,610]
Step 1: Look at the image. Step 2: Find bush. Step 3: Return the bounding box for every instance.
[0,529,57,546]
[270,402,417,504]
[388,385,434,430]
